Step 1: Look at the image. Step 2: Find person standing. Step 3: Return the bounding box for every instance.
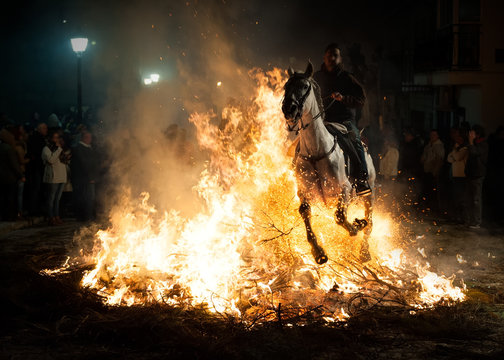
[26,122,48,215]
[71,131,98,221]
[465,125,488,229]
[0,126,24,221]
[13,125,30,219]
[447,131,468,224]
[42,131,67,225]
[380,138,399,180]
[421,129,445,213]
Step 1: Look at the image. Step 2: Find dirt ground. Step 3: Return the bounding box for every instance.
[1,219,503,359]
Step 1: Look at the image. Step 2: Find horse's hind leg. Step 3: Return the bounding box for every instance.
[359,196,374,262]
[299,202,328,265]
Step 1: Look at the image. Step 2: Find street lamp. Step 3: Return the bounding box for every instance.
[71,37,88,122]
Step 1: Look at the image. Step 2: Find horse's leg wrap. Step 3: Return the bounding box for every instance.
[299,202,328,265]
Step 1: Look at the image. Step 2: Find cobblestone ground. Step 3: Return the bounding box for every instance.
[0,219,503,359]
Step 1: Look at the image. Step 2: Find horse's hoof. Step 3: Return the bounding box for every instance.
[312,247,328,265]
[316,254,328,264]
[353,218,368,231]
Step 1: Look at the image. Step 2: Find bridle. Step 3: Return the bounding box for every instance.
[283,75,338,164]
[283,77,335,135]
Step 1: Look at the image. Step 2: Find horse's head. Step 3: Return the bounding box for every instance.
[282,62,314,125]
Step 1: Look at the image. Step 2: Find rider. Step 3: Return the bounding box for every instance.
[313,43,371,196]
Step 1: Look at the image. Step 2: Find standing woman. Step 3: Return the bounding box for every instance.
[42,131,67,225]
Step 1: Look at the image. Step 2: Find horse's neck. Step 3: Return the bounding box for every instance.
[298,93,333,156]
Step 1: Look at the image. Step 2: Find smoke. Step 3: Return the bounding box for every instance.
[91,1,269,216]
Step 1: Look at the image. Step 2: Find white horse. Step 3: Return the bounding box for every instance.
[281,62,375,264]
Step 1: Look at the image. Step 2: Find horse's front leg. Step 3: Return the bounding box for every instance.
[299,201,328,265]
[335,189,361,236]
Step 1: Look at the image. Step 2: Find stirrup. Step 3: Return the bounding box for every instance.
[355,180,372,197]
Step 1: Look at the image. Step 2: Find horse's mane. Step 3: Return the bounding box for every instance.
[310,79,325,120]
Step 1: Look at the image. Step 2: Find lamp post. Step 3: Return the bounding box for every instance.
[70,38,88,123]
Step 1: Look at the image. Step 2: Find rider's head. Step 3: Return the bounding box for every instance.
[323,43,342,72]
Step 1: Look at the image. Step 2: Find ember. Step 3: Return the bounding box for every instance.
[45,68,465,323]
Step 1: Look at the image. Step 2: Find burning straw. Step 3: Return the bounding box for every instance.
[43,68,466,324]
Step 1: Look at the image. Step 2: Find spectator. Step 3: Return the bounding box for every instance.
[71,131,98,221]
[26,123,48,215]
[398,128,423,204]
[420,129,445,213]
[447,130,468,224]
[485,126,504,223]
[465,125,488,229]
[13,125,30,219]
[0,126,24,220]
[59,132,73,216]
[399,128,423,179]
[380,138,399,180]
[47,113,61,130]
[42,131,67,225]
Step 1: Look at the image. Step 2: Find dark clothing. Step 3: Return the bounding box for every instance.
[27,131,46,173]
[313,64,368,179]
[465,139,488,178]
[71,143,98,183]
[466,177,484,226]
[399,138,424,178]
[71,143,98,221]
[26,131,46,215]
[0,141,23,220]
[0,142,23,185]
[464,138,487,226]
[313,64,366,124]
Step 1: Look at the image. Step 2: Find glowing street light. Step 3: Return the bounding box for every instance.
[150,73,160,82]
[143,78,153,85]
[70,37,89,122]
[71,38,88,54]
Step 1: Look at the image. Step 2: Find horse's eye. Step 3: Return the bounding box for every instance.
[304,84,308,89]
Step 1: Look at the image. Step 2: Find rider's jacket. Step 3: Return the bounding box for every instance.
[313,64,366,124]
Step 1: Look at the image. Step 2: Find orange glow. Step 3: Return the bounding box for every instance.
[46,68,465,322]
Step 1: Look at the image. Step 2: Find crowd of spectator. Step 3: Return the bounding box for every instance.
[2,109,503,230]
[376,122,504,228]
[0,112,100,224]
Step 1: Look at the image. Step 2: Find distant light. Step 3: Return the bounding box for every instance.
[216,81,222,87]
[71,38,88,53]
[91,41,96,46]
[383,96,387,101]
[150,73,160,82]
[62,19,67,24]
[144,78,153,85]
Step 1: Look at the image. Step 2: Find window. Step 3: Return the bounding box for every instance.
[439,0,453,27]
[459,0,480,22]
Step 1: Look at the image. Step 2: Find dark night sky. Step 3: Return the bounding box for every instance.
[0,0,411,124]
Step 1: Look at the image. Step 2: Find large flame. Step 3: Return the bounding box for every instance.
[51,68,465,321]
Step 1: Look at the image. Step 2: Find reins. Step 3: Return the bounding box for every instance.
[286,84,336,136]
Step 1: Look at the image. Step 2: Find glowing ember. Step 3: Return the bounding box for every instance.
[45,68,465,322]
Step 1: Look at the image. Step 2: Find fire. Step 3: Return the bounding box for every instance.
[46,68,465,322]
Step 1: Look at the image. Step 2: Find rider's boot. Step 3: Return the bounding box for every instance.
[355,171,372,197]
[355,179,372,197]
